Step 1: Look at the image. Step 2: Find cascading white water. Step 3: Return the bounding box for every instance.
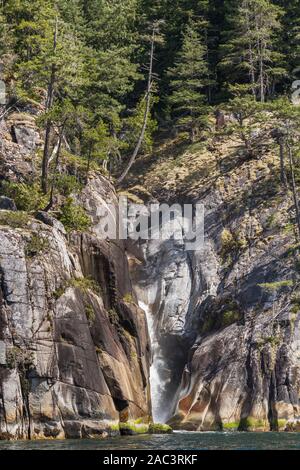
[138,301,169,424]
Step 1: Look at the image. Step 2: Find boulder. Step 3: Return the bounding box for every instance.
[35,210,66,235]
[12,125,40,153]
[0,196,17,211]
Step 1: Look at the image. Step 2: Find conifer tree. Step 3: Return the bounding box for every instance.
[80,0,140,150]
[223,85,270,158]
[167,19,209,141]
[274,0,300,81]
[220,0,285,102]
[3,0,87,192]
[82,122,113,177]
[0,8,9,56]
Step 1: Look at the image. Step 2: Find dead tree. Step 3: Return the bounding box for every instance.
[117,22,162,185]
[44,117,68,211]
[41,17,58,194]
[271,128,288,188]
[287,142,300,240]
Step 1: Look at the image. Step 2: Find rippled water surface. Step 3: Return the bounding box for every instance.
[0,432,300,450]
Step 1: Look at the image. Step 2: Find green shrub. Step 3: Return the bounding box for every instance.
[282,222,295,234]
[58,197,91,232]
[131,350,137,360]
[0,181,48,212]
[108,308,119,325]
[220,228,247,262]
[277,419,288,430]
[133,418,144,425]
[69,276,100,295]
[265,336,281,346]
[109,423,120,432]
[258,280,294,291]
[6,346,34,371]
[283,243,300,259]
[222,310,241,327]
[85,304,96,326]
[53,286,66,300]
[200,301,242,335]
[291,293,300,315]
[221,229,235,253]
[266,213,279,229]
[60,150,105,181]
[25,234,49,257]
[0,211,30,228]
[200,315,216,334]
[53,277,100,300]
[55,174,83,196]
[123,293,134,303]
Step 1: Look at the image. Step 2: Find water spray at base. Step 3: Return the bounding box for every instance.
[139,301,170,424]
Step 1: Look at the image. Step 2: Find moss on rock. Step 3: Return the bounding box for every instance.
[239,417,268,431]
[149,423,173,434]
[222,422,239,431]
[119,421,149,436]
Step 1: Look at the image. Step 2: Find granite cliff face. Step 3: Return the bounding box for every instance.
[1,110,300,438]
[128,137,300,432]
[0,115,151,439]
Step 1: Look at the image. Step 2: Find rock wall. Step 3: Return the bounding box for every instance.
[129,140,300,432]
[1,109,300,438]
[0,120,151,439]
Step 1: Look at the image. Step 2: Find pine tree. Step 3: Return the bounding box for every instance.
[3,0,88,192]
[0,7,9,56]
[0,3,16,106]
[223,85,270,158]
[220,0,286,102]
[138,0,213,111]
[274,0,300,81]
[82,0,138,50]
[81,0,140,141]
[167,19,209,141]
[82,121,113,177]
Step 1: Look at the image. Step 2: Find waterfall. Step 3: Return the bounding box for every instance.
[138,301,169,424]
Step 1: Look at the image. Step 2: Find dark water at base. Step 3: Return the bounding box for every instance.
[0,432,300,450]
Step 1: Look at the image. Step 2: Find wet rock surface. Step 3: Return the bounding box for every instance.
[1,109,300,437]
[129,140,300,431]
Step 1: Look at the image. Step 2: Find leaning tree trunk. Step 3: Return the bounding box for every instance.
[41,17,58,194]
[44,119,67,211]
[117,26,156,185]
[287,143,300,239]
[279,137,288,188]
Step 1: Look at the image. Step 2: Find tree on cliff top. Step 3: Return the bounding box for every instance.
[220,0,286,102]
[167,19,210,142]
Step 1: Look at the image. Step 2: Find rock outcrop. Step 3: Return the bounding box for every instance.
[1,107,300,438]
[0,115,151,439]
[0,113,41,183]
[128,137,300,431]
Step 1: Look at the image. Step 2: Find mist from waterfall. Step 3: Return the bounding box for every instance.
[139,301,170,424]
